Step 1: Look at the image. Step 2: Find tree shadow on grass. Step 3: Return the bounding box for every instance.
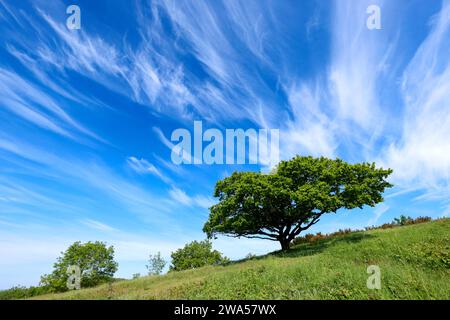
[274,232,376,259]
[223,232,376,267]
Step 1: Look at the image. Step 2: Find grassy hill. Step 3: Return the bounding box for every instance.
[33,218,449,300]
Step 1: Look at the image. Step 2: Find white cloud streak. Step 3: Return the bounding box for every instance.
[382,0,450,190]
[81,219,117,232]
[168,186,215,209]
[127,156,172,184]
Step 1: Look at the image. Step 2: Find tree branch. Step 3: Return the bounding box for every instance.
[227,234,278,241]
[241,235,279,241]
[257,230,280,238]
[290,213,323,239]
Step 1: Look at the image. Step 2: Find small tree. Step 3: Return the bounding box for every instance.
[40,241,118,292]
[146,252,166,275]
[204,156,393,250]
[393,215,413,226]
[170,240,229,271]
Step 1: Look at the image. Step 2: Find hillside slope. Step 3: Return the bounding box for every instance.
[34,219,449,300]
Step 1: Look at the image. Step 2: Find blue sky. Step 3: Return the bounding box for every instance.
[1,0,450,289]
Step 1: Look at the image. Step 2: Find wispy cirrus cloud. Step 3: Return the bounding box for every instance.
[81,218,117,232]
[36,8,128,91]
[281,82,337,158]
[126,156,171,184]
[367,203,390,226]
[0,136,174,225]
[0,67,103,143]
[382,0,450,190]
[168,186,215,209]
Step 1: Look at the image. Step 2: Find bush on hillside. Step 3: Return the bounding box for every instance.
[365,216,432,231]
[0,285,52,300]
[293,216,433,245]
[170,240,229,271]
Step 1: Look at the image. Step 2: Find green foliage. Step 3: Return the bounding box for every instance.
[170,240,229,271]
[393,215,413,225]
[146,252,166,275]
[294,216,434,245]
[0,285,51,300]
[204,155,393,250]
[365,215,432,231]
[40,241,118,292]
[132,273,141,279]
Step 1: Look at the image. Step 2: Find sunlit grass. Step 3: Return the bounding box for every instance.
[32,218,449,300]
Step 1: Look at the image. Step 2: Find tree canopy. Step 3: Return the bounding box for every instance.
[40,241,118,292]
[203,156,393,250]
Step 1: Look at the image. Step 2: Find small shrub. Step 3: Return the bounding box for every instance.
[413,216,432,224]
[292,230,352,245]
[245,253,257,260]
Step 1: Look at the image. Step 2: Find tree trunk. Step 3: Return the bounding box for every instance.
[279,238,290,251]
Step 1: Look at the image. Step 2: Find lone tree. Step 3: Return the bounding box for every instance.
[203,156,393,251]
[146,252,166,275]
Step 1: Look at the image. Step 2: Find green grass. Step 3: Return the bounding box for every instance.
[33,218,449,300]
